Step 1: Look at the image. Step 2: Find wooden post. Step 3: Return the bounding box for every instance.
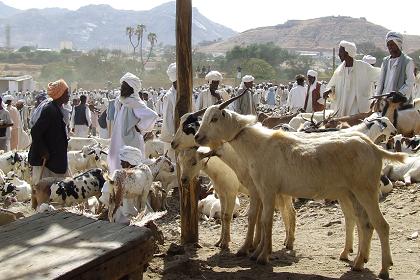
[175,0,198,245]
[332,47,336,71]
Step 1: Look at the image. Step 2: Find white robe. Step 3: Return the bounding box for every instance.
[197,89,218,110]
[108,96,158,173]
[161,86,176,143]
[287,85,306,113]
[327,60,380,117]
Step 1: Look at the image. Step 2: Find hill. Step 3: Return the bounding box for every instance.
[199,16,420,54]
[0,1,237,50]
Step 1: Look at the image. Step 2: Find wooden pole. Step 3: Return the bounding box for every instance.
[332,47,336,71]
[175,0,198,245]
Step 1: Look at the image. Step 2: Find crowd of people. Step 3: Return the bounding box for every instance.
[0,31,419,183]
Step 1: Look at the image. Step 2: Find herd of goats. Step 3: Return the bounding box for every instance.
[1,89,420,279]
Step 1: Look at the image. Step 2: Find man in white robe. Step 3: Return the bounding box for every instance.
[108,73,158,173]
[161,63,177,161]
[197,71,224,110]
[235,75,256,115]
[325,40,380,117]
[287,74,306,113]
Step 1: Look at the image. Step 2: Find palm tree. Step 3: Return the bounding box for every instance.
[126,26,140,59]
[144,33,158,67]
[136,24,146,65]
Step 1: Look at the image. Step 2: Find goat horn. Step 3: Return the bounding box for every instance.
[190,107,208,117]
[369,93,392,99]
[218,88,248,110]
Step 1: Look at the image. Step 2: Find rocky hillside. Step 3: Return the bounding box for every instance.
[199,16,420,54]
[0,1,237,50]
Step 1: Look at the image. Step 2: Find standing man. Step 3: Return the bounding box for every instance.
[324,40,380,117]
[3,95,20,150]
[70,94,91,137]
[28,79,70,184]
[108,73,158,173]
[376,31,415,102]
[0,96,13,152]
[304,70,325,113]
[235,75,256,115]
[287,74,307,113]
[197,70,224,110]
[161,63,177,161]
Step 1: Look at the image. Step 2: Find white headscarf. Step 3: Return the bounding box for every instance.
[362,55,376,65]
[339,40,357,58]
[307,70,318,78]
[166,63,177,82]
[242,75,255,83]
[386,31,403,50]
[120,72,142,94]
[205,71,223,83]
[119,145,143,166]
[2,95,14,103]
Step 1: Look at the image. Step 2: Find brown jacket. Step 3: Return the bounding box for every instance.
[304,82,324,112]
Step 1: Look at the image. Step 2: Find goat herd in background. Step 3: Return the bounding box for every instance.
[0,91,419,279]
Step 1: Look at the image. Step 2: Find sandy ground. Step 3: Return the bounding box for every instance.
[144,183,420,280]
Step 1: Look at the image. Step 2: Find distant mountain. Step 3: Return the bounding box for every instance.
[0,1,237,50]
[199,16,420,54]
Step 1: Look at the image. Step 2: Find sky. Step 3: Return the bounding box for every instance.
[3,0,420,35]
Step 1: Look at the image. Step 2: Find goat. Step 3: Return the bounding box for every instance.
[198,193,240,220]
[0,171,31,202]
[194,96,405,279]
[382,155,420,185]
[67,137,99,151]
[0,151,25,174]
[172,112,296,251]
[67,144,107,175]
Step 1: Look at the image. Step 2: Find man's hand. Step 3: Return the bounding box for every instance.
[41,153,50,162]
[323,89,332,99]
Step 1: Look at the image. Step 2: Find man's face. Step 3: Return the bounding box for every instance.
[173,81,177,90]
[209,80,219,91]
[387,40,401,58]
[308,76,316,85]
[244,81,253,89]
[120,81,133,97]
[338,46,347,62]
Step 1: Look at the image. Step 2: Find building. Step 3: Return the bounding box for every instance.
[0,75,34,93]
[60,41,73,50]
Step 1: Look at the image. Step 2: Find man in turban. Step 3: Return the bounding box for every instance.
[29,79,70,184]
[304,70,325,113]
[70,94,91,137]
[376,31,415,103]
[107,73,158,173]
[235,75,256,115]
[161,63,177,161]
[324,41,380,117]
[3,95,20,150]
[0,96,13,152]
[197,70,225,110]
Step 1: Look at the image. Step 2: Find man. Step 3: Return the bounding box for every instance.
[276,84,289,107]
[304,70,325,113]
[0,96,13,152]
[3,95,20,150]
[324,40,380,117]
[108,72,158,173]
[287,74,307,113]
[28,79,70,184]
[376,31,415,102]
[235,75,256,115]
[197,70,224,110]
[70,94,91,137]
[161,63,177,161]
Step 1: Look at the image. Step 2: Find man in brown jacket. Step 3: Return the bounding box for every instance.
[303,70,325,113]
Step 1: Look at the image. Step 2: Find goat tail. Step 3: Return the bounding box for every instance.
[376,145,406,163]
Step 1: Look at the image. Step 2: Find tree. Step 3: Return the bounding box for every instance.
[241,58,276,80]
[144,32,158,66]
[125,24,158,71]
[137,24,146,65]
[126,26,141,58]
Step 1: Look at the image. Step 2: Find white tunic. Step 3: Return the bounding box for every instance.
[161,86,177,143]
[287,85,306,113]
[327,60,380,117]
[197,89,218,110]
[108,96,158,173]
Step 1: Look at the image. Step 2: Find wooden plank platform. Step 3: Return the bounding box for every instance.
[0,211,155,280]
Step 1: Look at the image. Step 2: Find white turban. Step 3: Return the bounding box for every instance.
[120,72,142,94]
[386,31,403,50]
[242,75,255,83]
[119,145,143,166]
[362,55,376,65]
[339,40,357,58]
[307,70,318,78]
[2,95,14,103]
[205,71,223,83]
[166,63,177,82]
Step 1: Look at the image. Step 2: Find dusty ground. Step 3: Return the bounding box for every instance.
[145,183,420,280]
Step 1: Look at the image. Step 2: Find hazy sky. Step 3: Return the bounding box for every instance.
[3,0,420,35]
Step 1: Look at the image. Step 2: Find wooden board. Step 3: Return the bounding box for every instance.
[0,212,155,280]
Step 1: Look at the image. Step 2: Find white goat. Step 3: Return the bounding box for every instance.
[67,144,107,175]
[343,116,397,143]
[288,110,335,130]
[145,138,165,159]
[68,137,99,151]
[382,155,420,185]
[195,101,405,279]
[172,112,296,251]
[198,193,240,220]
[0,171,31,201]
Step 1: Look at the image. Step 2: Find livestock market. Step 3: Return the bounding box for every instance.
[0,0,420,279]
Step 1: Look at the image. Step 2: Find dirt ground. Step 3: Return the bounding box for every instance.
[145,183,420,280]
